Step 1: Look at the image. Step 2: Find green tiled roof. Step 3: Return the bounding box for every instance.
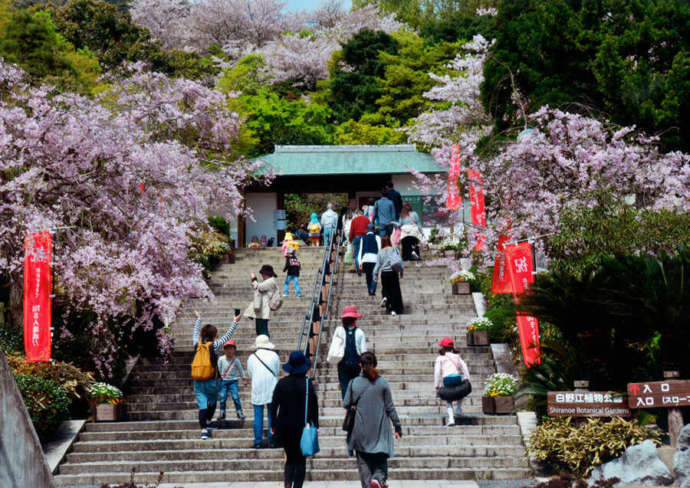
[255,145,444,176]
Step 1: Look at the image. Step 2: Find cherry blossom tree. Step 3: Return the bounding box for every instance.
[0,62,263,377]
[129,0,190,50]
[259,3,405,88]
[406,34,493,150]
[413,108,690,265]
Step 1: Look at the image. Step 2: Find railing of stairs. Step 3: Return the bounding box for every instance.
[297,227,343,379]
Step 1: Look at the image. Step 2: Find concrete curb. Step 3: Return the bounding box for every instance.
[45,419,87,474]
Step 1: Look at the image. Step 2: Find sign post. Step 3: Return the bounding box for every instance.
[547,391,631,418]
[627,374,690,448]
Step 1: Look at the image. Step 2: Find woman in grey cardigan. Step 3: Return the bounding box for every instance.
[344,351,402,488]
[244,264,278,337]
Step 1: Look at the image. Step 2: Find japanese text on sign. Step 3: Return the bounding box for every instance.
[547,391,631,417]
[627,380,690,409]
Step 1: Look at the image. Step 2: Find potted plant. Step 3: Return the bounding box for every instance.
[482,373,517,414]
[467,317,492,346]
[450,270,474,295]
[89,382,125,421]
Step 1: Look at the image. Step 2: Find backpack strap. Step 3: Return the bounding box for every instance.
[304,377,309,426]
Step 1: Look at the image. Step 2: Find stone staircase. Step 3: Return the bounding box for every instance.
[54,246,532,486]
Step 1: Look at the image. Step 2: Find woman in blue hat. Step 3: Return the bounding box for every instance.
[270,351,319,488]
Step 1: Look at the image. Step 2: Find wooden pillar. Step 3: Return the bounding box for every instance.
[276,192,285,245]
[665,370,683,448]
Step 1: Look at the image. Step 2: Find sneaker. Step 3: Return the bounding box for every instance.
[411,251,419,260]
[237,411,246,420]
[218,412,226,421]
[283,293,289,297]
[379,297,387,307]
[201,429,209,440]
[390,311,397,316]
[297,294,302,297]
[371,481,382,488]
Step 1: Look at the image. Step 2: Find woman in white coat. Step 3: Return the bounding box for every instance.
[244,264,279,338]
[328,305,367,399]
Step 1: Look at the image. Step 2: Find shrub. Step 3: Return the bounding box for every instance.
[528,417,660,478]
[483,373,518,397]
[7,354,95,417]
[14,374,70,440]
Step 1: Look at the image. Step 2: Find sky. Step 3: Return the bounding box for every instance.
[285,0,352,12]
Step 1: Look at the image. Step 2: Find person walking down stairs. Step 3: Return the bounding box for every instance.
[247,334,280,449]
[245,265,279,338]
[344,352,402,488]
[434,337,471,426]
[270,351,319,488]
[191,310,241,440]
[217,340,247,420]
[327,305,368,399]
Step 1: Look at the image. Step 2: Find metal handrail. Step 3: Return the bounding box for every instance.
[296,227,343,379]
[309,228,343,379]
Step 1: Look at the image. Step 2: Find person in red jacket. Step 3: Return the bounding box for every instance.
[348,210,370,274]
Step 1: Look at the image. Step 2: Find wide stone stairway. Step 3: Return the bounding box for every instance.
[54,246,531,486]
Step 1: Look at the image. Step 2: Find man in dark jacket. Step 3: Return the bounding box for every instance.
[384,182,402,220]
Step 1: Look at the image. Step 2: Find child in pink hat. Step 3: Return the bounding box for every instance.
[327,305,368,399]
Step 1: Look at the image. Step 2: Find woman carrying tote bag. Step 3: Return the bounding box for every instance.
[244,264,279,337]
[344,352,402,488]
[271,351,319,488]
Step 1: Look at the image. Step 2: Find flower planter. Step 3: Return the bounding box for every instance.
[467,330,489,346]
[452,281,470,295]
[94,402,125,422]
[482,396,514,415]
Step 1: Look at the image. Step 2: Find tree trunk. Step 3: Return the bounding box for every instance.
[8,275,23,330]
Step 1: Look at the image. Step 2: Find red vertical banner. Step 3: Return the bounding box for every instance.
[491,234,512,294]
[467,168,486,251]
[23,232,53,362]
[504,241,541,367]
[446,145,462,211]
[467,169,486,227]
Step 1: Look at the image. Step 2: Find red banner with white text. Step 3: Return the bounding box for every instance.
[467,168,486,251]
[504,241,541,367]
[446,145,462,211]
[491,234,512,294]
[23,232,53,362]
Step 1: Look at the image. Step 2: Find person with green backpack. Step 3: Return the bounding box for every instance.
[192,309,242,440]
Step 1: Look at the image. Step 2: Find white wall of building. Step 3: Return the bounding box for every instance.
[245,193,277,246]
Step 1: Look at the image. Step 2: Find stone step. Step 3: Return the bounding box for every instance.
[54,467,532,486]
[83,415,517,433]
[67,444,528,463]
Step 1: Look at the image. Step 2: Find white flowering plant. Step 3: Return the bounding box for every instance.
[468,316,493,332]
[89,382,124,405]
[483,373,518,397]
[450,270,475,283]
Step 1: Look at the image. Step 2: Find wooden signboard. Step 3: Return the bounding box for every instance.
[627,380,690,409]
[547,391,631,417]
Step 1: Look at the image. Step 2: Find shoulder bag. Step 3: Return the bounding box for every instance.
[253,352,278,377]
[342,378,373,432]
[300,377,320,456]
[389,248,403,274]
[442,355,464,387]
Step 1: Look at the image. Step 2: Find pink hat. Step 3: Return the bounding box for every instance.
[440,337,454,348]
[341,305,363,319]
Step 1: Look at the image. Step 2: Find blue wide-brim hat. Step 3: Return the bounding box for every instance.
[283,350,312,375]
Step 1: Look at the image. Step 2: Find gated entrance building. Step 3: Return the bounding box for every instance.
[237,144,447,247]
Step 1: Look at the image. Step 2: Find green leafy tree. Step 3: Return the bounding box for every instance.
[334,119,406,145]
[329,29,398,122]
[483,0,690,150]
[0,9,102,92]
[375,31,461,124]
[237,90,335,156]
[216,54,268,96]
